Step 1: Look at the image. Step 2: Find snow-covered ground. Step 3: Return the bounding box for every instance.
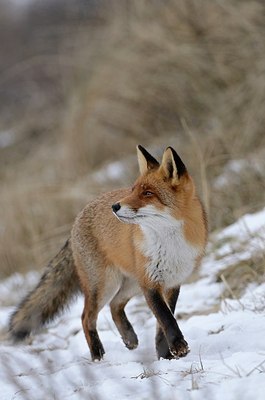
[0,209,265,400]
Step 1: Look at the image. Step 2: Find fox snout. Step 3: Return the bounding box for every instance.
[112,203,121,213]
[112,202,137,223]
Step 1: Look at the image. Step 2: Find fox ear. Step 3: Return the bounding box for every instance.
[160,147,187,184]
[137,145,159,175]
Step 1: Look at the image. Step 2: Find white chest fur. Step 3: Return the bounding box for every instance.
[139,215,200,289]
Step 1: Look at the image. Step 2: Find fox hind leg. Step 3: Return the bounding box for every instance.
[75,257,105,361]
[76,257,123,361]
[81,291,105,361]
[110,277,140,350]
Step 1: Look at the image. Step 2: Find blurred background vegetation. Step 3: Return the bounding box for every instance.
[1,0,265,279]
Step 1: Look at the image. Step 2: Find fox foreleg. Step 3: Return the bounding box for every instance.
[142,286,189,359]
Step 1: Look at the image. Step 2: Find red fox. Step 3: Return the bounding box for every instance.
[9,146,207,361]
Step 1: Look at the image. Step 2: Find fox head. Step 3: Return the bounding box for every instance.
[112,145,196,227]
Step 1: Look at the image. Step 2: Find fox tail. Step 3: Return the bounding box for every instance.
[9,239,80,341]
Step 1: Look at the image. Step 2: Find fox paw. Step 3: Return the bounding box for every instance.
[169,338,190,359]
[91,343,105,361]
[123,331,138,350]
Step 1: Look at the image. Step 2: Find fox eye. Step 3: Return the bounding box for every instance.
[143,190,153,197]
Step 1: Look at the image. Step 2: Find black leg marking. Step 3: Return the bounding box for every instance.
[112,308,138,350]
[156,287,181,359]
[143,287,189,359]
[89,330,105,361]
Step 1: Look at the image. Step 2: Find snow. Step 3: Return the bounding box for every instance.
[213,159,262,189]
[92,161,126,183]
[201,208,265,277]
[0,209,265,399]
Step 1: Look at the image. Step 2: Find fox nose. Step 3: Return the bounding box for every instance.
[112,203,121,213]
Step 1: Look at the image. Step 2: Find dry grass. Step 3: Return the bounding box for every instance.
[217,254,265,300]
[1,0,265,278]
[0,184,81,278]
